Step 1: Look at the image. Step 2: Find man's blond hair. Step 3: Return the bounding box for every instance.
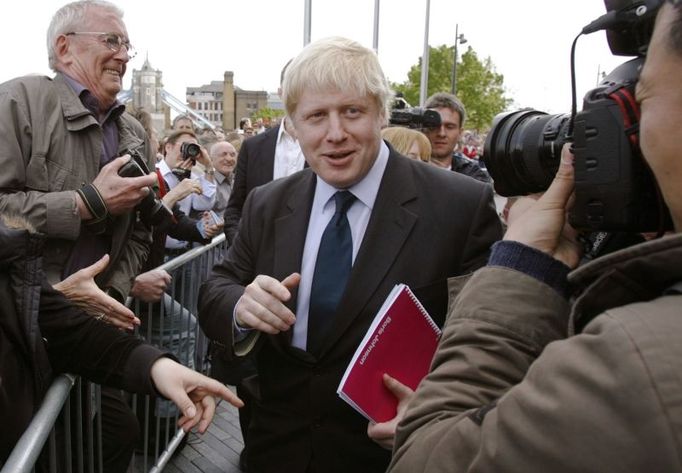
[283,36,393,119]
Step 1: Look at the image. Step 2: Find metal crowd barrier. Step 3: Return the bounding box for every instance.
[2,235,228,473]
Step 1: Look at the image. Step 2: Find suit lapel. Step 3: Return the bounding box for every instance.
[273,172,316,348]
[320,153,419,357]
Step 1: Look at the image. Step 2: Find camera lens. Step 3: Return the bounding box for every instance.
[483,110,571,196]
[181,142,201,161]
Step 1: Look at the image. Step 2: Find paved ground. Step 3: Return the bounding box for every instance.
[166,396,245,473]
[131,388,244,473]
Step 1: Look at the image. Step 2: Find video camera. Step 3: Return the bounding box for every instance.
[483,0,672,234]
[389,107,441,130]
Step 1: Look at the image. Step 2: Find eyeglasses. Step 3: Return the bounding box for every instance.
[66,32,136,59]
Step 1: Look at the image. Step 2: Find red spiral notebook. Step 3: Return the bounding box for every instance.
[337,284,441,423]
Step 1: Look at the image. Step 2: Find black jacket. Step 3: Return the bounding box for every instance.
[0,217,165,463]
[451,152,491,183]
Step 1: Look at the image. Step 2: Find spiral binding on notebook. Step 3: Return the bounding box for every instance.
[404,285,441,335]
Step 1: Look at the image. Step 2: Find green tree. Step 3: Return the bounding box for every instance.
[392,44,511,131]
[252,107,285,122]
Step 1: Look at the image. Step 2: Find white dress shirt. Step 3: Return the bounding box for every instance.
[292,141,390,350]
[273,117,305,180]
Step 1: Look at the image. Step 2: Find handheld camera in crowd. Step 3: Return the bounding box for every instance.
[483,0,672,235]
[172,142,202,181]
[118,149,172,226]
[180,142,201,164]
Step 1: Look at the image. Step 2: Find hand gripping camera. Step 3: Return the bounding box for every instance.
[118,150,172,226]
[171,142,202,181]
[483,0,672,234]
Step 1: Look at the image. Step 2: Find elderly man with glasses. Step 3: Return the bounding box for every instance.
[0,1,159,471]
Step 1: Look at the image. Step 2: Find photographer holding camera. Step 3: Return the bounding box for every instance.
[389,1,682,472]
[156,129,218,256]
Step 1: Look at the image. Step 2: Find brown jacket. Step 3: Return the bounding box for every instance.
[0,73,153,299]
[390,234,682,473]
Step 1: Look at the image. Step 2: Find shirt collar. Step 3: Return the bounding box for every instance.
[62,73,124,123]
[156,158,172,176]
[277,116,297,143]
[314,140,389,211]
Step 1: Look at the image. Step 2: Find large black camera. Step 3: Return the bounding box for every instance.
[389,107,441,130]
[483,0,671,233]
[118,150,172,227]
[180,142,201,163]
[172,142,202,181]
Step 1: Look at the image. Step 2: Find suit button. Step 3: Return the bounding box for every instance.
[311,417,322,430]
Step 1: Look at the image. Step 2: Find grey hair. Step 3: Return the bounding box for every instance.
[47,0,124,71]
[424,92,467,128]
[283,36,393,118]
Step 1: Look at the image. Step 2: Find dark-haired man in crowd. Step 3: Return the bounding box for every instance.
[424,92,491,183]
[390,2,682,471]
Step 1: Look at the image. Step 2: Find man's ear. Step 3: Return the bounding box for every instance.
[54,34,72,65]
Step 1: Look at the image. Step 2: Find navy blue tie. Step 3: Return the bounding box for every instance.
[307,191,356,355]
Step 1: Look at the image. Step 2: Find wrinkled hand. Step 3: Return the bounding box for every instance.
[130,269,172,303]
[202,212,224,239]
[235,273,300,334]
[367,374,415,450]
[53,254,140,330]
[163,178,202,208]
[503,144,582,269]
[149,357,244,434]
[90,155,158,216]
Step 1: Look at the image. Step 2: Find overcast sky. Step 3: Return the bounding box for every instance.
[1,0,630,116]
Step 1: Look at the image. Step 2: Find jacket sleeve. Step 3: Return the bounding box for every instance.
[0,81,81,240]
[40,278,164,395]
[223,139,250,245]
[390,266,678,472]
[199,186,262,357]
[166,205,209,243]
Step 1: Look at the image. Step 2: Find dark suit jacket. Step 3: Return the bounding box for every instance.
[199,149,502,473]
[223,125,279,244]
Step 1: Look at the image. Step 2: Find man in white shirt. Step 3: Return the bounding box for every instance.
[156,130,216,254]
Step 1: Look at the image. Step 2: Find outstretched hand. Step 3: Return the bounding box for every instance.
[367,374,415,450]
[149,357,244,434]
[53,254,140,330]
[235,272,301,334]
[503,144,582,269]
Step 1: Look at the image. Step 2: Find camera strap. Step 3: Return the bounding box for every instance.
[608,85,640,148]
[155,169,168,198]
